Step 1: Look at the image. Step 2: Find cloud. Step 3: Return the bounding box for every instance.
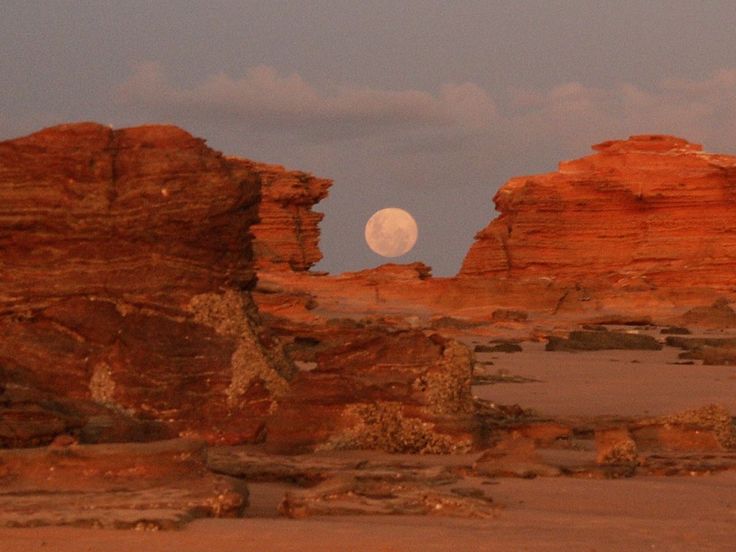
[502,70,736,153]
[117,62,736,156]
[117,62,497,141]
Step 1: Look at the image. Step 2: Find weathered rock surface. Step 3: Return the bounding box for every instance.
[632,404,736,451]
[0,122,481,454]
[243,134,736,329]
[665,335,736,364]
[236,158,331,272]
[473,436,561,478]
[460,135,736,295]
[679,299,736,328]
[279,471,498,519]
[595,428,639,467]
[266,328,476,454]
[208,447,499,519]
[0,439,248,529]
[0,123,291,445]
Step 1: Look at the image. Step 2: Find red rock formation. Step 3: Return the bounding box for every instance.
[0,123,291,445]
[0,122,479,455]
[0,439,248,528]
[460,135,736,294]
[233,158,331,272]
[266,327,475,454]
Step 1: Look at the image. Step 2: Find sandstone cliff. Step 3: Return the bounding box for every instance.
[0,123,290,445]
[460,135,736,293]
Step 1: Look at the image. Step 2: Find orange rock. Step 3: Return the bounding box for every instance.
[0,123,290,445]
[595,428,638,465]
[632,404,736,452]
[514,422,571,446]
[266,329,476,454]
[460,135,736,295]
[229,158,331,272]
[473,435,561,478]
[0,122,480,454]
[0,439,248,528]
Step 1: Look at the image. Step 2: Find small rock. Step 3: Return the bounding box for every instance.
[595,428,639,466]
[660,326,691,335]
[546,331,662,351]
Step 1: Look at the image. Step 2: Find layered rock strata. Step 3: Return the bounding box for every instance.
[267,326,475,454]
[0,123,290,445]
[460,135,736,293]
[247,134,736,328]
[236,158,331,272]
[0,439,248,528]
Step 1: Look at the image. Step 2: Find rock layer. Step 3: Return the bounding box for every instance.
[460,135,736,293]
[237,158,331,272]
[0,439,248,529]
[0,123,289,445]
[0,122,478,453]
[267,327,475,454]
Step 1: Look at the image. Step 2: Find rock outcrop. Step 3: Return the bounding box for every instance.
[0,122,478,454]
[0,439,248,529]
[460,135,736,294]
[0,123,290,445]
[267,326,475,454]
[237,159,331,272]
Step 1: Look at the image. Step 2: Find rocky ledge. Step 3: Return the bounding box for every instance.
[460,135,736,293]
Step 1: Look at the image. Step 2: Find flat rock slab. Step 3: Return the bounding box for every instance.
[5,474,736,552]
[546,330,662,351]
[279,473,499,519]
[0,439,248,529]
[209,447,498,518]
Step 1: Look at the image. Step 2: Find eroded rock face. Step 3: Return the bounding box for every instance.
[266,328,476,454]
[0,123,290,445]
[235,158,331,272]
[460,135,736,293]
[278,471,498,519]
[0,439,248,529]
[1,122,481,454]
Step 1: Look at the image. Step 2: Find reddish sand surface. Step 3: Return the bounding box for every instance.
[471,335,736,419]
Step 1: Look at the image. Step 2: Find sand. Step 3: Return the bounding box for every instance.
[474,340,736,419]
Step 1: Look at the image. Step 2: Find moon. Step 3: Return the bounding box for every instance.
[364,207,418,257]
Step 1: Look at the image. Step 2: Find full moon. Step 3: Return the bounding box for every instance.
[364,207,418,257]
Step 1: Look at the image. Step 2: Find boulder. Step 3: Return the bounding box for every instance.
[266,329,476,454]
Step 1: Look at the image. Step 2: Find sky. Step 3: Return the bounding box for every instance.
[2,1,736,275]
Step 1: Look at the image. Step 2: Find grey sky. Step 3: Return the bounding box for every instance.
[3,1,736,274]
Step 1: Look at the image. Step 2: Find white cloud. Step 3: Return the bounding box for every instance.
[116,63,736,161]
[502,70,736,153]
[117,62,497,140]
